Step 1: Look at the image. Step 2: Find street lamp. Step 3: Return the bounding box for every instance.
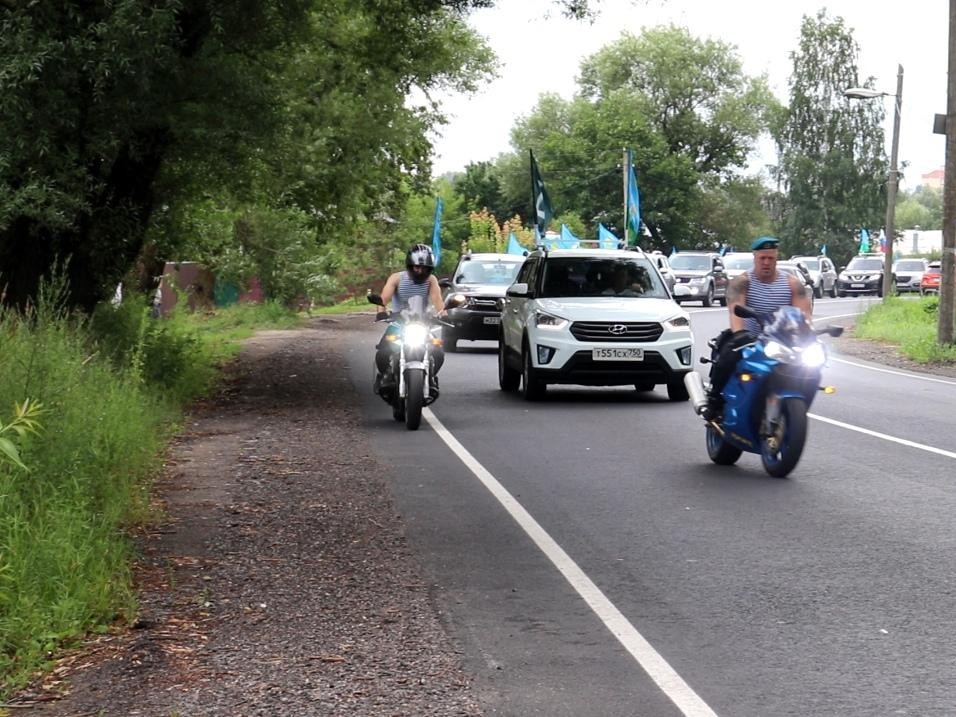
[844,63,904,302]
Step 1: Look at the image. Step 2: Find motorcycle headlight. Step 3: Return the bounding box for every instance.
[764,340,793,362]
[801,342,826,368]
[404,323,429,346]
[534,311,569,330]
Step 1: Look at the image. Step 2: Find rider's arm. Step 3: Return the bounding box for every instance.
[789,275,813,319]
[726,274,749,332]
[378,273,399,315]
[428,276,447,316]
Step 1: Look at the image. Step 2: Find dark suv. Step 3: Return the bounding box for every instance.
[836,254,889,297]
[440,252,526,351]
[668,252,728,306]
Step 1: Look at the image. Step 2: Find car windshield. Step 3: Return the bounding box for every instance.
[539,257,668,299]
[795,258,820,271]
[895,260,925,271]
[723,254,753,270]
[669,254,711,271]
[456,260,522,285]
[846,258,883,271]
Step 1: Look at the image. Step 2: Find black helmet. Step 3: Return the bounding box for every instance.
[406,244,435,284]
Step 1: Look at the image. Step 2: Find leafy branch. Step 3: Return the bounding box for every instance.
[0,399,45,471]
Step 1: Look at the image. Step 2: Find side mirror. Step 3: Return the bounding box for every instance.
[439,278,452,289]
[827,326,844,338]
[506,282,530,298]
[367,292,384,307]
[733,304,757,319]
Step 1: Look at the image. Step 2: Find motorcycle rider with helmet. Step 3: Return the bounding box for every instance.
[374,244,447,393]
[703,236,812,419]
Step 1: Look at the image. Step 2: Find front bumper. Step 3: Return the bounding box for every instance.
[672,282,710,299]
[445,307,502,340]
[526,327,694,386]
[837,277,882,294]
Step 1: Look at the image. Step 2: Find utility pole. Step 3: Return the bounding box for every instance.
[884,65,903,300]
[941,0,956,344]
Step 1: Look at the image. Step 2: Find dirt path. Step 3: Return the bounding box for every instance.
[17,315,481,716]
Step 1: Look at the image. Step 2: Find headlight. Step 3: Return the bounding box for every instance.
[801,342,826,368]
[764,340,793,362]
[666,316,690,328]
[534,311,568,330]
[404,323,429,346]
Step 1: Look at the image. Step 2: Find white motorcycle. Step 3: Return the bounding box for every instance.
[368,293,444,431]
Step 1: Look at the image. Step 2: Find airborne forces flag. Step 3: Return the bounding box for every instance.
[530,150,553,240]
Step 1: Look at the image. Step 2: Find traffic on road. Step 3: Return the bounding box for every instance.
[344,292,956,717]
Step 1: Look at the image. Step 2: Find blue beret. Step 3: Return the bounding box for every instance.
[751,236,780,251]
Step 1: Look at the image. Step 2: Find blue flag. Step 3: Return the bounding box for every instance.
[507,232,526,256]
[670,245,678,257]
[559,224,580,249]
[821,244,827,256]
[530,150,553,238]
[431,196,444,266]
[719,244,728,256]
[627,155,641,245]
[859,228,870,253]
[598,224,618,249]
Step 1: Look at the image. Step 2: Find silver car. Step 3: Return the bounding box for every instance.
[790,255,838,298]
[893,258,928,293]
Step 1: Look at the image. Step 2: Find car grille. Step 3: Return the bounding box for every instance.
[569,321,663,343]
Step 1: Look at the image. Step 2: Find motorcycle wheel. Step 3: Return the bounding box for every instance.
[706,423,742,465]
[760,398,808,478]
[404,370,424,430]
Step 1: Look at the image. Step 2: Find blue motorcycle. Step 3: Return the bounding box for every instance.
[684,305,842,478]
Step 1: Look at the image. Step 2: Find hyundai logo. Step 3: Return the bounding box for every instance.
[608,324,627,335]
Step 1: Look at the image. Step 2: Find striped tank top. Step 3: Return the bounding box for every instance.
[392,271,432,312]
[744,269,792,337]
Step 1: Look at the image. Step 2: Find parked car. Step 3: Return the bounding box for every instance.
[836,254,888,297]
[668,252,729,306]
[498,247,694,400]
[790,255,838,298]
[920,261,942,295]
[440,252,526,351]
[648,251,676,294]
[722,252,754,282]
[776,261,815,311]
[893,258,929,293]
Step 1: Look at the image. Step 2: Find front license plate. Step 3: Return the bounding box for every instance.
[482,316,501,325]
[592,347,644,361]
[851,283,865,288]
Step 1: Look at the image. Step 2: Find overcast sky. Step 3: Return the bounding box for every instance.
[430,0,949,189]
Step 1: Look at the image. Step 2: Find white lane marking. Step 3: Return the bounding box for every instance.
[423,407,719,717]
[828,357,956,386]
[809,413,956,460]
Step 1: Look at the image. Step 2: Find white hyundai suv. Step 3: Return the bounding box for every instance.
[498,248,694,400]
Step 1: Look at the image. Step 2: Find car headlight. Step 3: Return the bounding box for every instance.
[801,342,826,368]
[534,311,569,330]
[665,316,690,329]
[404,323,429,346]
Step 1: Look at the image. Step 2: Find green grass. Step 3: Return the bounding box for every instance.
[854,296,956,364]
[311,295,372,315]
[0,293,300,696]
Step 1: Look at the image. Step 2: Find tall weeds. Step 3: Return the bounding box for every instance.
[0,282,299,694]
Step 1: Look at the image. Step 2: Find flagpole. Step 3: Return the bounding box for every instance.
[529,149,536,242]
[622,147,629,247]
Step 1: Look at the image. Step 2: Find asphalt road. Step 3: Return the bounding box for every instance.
[343,295,956,717]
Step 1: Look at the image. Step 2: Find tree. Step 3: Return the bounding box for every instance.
[496,27,777,249]
[774,10,887,267]
[0,1,496,311]
[454,161,507,219]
